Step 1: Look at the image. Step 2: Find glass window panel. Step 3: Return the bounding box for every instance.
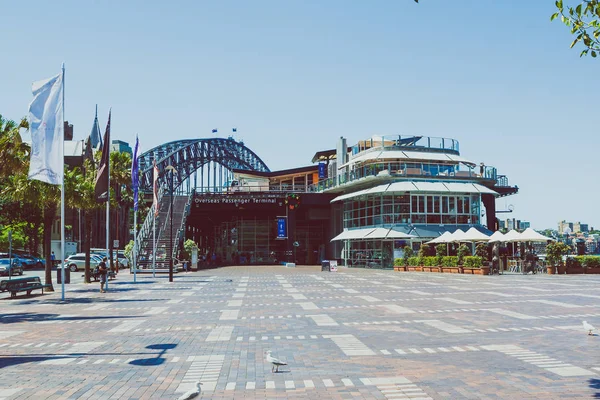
[433,196,440,213]
[442,196,449,214]
[426,196,433,215]
[449,197,456,214]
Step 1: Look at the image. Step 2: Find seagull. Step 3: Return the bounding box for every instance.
[266,350,287,373]
[177,382,201,400]
[583,321,596,336]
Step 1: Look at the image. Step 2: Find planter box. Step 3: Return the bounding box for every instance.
[547,266,555,274]
[463,268,474,274]
[557,265,567,274]
[394,266,406,272]
[415,266,423,272]
[585,267,600,274]
[567,267,584,274]
[442,267,460,273]
[407,266,418,272]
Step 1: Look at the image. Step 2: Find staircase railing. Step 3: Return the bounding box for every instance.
[173,192,193,260]
[134,184,165,264]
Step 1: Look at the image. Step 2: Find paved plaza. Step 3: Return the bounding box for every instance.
[1,266,599,399]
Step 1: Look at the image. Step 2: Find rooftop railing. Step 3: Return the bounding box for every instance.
[351,135,460,156]
[311,162,498,192]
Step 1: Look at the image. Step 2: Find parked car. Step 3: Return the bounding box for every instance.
[17,254,45,269]
[63,253,101,272]
[0,258,24,276]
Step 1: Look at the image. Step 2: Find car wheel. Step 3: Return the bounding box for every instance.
[37,261,43,268]
[69,264,78,272]
[19,270,24,275]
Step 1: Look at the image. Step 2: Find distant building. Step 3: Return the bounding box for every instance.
[111,140,132,156]
[498,220,506,230]
[519,221,530,230]
[558,220,574,235]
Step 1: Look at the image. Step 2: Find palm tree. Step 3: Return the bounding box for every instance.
[0,114,29,179]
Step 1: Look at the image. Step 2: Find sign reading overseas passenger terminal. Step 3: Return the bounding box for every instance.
[193,194,285,209]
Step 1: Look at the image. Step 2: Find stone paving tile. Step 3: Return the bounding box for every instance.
[1,266,599,399]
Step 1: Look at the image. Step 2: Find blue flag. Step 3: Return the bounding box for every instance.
[212,128,218,133]
[131,136,140,211]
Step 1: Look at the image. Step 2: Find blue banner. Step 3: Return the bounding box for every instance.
[277,217,287,239]
[318,162,327,179]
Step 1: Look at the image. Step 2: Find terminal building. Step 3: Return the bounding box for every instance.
[136,134,518,270]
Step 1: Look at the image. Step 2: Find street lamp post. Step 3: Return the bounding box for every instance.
[166,165,177,283]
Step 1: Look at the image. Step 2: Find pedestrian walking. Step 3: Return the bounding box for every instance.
[98,257,108,293]
[51,251,56,266]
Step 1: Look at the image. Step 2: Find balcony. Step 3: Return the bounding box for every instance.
[351,135,460,156]
[311,162,499,193]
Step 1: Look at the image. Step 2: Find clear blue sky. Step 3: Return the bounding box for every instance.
[1,0,597,230]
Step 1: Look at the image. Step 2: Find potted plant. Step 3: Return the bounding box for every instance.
[457,244,470,274]
[402,246,413,270]
[435,244,445,272]
[545,242,570,274]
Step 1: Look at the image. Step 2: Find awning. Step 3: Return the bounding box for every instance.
[330,228,375,241]
[330,184,390,202]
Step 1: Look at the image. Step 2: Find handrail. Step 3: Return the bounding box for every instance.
[134,184,166,264]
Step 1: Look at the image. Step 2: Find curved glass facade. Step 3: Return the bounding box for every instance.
[343,192,481,229]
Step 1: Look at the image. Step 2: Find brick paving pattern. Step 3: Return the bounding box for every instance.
[0,266,599,399]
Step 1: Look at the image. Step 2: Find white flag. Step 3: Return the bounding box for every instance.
[153,161,159,217]
[28,72,64,185]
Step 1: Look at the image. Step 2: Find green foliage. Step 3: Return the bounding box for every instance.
[402,246,414,266]
[394,258,403,266]
[0,226,25,250]
[553,0,600,57]
[457,244,470,265]
[418,243,430,258]
[546,241,571,266]
[124,240,134,263]
[576,255,600,268]
[475,243,490,260]
[181,239,197,260]
[407,256,420,266]
[421,256,438,266]
[463,256,483,268]
[442,256,459,267]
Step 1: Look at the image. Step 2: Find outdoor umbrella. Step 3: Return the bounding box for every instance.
[426,231,453,244]
[517,228,555,243]
[488,231,506,243]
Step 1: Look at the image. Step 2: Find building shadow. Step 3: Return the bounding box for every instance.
[129,343,177,367]
[590,378,600,398]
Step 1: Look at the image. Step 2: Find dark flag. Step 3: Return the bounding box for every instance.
[131,135,139,211]
[94,111,111,202]
[232,128,237,132]
[212,128,218,133]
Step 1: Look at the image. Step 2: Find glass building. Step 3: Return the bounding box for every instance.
[316,135,518,269]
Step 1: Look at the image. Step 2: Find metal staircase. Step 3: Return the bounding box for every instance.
[134,187,192,271]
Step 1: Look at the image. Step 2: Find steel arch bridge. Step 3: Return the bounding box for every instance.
[138,138,270,191]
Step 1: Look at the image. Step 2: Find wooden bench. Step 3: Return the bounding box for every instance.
[0,276,53,298]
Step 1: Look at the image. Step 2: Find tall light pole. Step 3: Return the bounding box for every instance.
[166,165,177,282]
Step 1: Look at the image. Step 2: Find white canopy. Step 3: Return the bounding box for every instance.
[330,228,375,241]
[502,229,522,242]
[426,231,453,244]
[487,231,506,243]
[331,227,414,241]
[449,229,466,242]
[460,227,490,242]
[516,228,555,243]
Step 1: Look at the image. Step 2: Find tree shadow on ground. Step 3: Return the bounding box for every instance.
[129,343,177,366]
[0,355,66,368]
[590,378,600,398]
[0,312,140,324]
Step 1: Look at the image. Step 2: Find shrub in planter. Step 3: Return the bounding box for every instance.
[394,258,403,266]
[422,256,438,267]
[581,255,600,269]
[463,256,483,268]
[457,244,470,266]
[435,244,446,266]
[546,242,570,274]
[442,256,459,267]
[475,243,490,261]
[408,256,420,267]
[402,246,414,267]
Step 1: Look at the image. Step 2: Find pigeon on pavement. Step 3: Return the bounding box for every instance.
[583,321,596,336]
[266,350,287,372]
[177,382,201,400]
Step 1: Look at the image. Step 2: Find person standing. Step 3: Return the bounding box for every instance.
[51,251,56,266]
[98,257,108,293]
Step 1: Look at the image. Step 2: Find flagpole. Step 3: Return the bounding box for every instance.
[152,211,156,277]
[60,63,66,301]
[105,110,111,292]
[133,207,137,283]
